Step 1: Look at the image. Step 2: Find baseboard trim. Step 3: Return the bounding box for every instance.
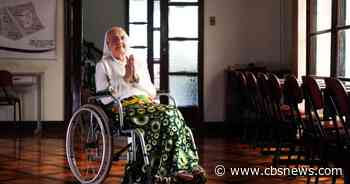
[195,121,241,136]
[0,120,242,136]
[0,121,65,129]
[202,121,226,127]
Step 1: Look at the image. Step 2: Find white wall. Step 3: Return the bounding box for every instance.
[83,0,126,50]
[0,0,293,122]
[204,0,293,122]
[0,0,64,121]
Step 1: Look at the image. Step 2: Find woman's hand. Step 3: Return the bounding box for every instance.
[124,55,137,82]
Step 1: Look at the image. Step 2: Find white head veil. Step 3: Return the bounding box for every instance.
[101,26,130,62]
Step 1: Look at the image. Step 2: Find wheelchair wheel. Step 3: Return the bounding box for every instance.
[66,104,113,184]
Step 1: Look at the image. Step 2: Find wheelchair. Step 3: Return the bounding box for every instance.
[65,91,196,184]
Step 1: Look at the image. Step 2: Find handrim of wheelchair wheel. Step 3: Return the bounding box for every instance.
[66,104,112,184]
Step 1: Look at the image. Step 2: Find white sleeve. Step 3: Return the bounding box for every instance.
[95,62,113,104]
[95,62,108,92]
[134,59,156,97]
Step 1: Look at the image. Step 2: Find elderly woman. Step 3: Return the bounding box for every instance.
[95,26,206,184]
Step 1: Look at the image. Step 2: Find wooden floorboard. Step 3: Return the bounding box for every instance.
[0,127,344,184]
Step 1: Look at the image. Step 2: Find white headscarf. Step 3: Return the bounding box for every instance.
[102,26,130,62]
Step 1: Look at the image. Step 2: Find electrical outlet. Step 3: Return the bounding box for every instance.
[209,16,216,26]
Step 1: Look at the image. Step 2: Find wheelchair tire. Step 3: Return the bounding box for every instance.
[66,104,113,184]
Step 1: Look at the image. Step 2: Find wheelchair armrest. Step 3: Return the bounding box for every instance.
[93,89,176,130]
[95,89,112,98]
[155,92,177,108]
[94,89,125,129]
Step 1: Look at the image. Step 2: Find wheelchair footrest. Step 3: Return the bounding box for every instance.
[113,143,131,162]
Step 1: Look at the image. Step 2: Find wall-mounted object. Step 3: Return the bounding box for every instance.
[0,0,57,59]
[209,16,216,26]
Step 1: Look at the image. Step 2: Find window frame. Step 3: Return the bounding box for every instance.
[307,0,350,77]
[126,0,204,122]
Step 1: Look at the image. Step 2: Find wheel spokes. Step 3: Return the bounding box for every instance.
[66,106,112,184]
[73,110,104,181]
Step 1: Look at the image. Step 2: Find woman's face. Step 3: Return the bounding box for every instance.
[107,28,127,55]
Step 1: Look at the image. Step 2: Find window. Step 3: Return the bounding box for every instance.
[338,0,350,77]
[308,0,332,76]
[307,0,350,77]
[128,0,202,107]
[128,0,148,70]
[298,0,307,78]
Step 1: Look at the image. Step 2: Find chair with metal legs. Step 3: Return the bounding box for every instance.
[0,70,22,121]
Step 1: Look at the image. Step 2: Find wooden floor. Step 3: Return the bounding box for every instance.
[0,126,344,184]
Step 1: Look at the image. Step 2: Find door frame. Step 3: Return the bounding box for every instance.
[160,0,204,125]
[64,0,204,125]
[64,0,82,122]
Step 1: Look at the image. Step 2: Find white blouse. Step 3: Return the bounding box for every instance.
[95,55,156,105]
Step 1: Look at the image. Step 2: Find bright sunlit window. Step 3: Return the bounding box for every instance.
[305,0,350,77]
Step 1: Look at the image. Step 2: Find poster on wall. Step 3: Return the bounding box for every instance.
[0,0,56,59]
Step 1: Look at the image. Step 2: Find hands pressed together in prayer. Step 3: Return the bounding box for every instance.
[123,54,139,83]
